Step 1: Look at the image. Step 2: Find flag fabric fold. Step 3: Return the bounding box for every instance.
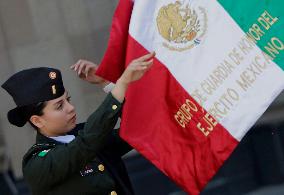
[96,0,284,194]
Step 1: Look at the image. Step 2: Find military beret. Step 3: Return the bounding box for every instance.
[2,67,65,127]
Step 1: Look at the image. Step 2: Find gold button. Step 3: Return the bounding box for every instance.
[98,164,105,172]
[112,105,118,110]
[110,191,117,195]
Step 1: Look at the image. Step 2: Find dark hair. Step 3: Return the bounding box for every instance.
[21,102,47,130]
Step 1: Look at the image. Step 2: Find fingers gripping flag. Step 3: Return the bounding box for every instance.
[96,0,284,194]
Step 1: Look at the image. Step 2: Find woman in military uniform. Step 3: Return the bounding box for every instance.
[2,52,155,195]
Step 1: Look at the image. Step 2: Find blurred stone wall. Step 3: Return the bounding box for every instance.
[0,0,118,178]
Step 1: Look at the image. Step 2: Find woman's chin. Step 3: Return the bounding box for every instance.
[64,123,76,133]
[69,123,77,130]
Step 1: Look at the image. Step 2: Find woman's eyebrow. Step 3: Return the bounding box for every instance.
[53,92,69,106]
[53,99,63,106]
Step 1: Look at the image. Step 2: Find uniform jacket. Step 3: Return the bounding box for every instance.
[22,94,134,195]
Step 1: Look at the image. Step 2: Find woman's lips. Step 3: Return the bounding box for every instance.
[69,114,77,123]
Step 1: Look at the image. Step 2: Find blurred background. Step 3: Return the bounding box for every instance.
[0,0,284,194]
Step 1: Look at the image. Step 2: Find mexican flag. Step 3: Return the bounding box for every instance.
[96,0,284,194]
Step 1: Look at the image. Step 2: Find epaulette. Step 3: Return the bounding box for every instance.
[23,143,56,165]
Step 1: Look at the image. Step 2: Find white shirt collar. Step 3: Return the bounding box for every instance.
[50,134,75,144]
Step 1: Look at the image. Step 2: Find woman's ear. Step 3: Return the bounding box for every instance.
[30,115,44,129]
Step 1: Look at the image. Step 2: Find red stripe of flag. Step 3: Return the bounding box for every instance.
[97,1,239,194]
[122,35,238,194]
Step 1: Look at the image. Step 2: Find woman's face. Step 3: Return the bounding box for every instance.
[38,92,77,136]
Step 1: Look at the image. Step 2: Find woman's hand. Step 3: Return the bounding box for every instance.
[119,52,155,84]
[70,59,107,84]
[111,52,155,103]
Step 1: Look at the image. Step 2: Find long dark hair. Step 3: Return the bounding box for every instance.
[21,102,47,130]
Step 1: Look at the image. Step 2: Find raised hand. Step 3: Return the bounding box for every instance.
[70,59,106,84]
[120,52,155,84]
[111,52,155,103]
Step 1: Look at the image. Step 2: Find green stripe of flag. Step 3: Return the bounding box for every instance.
[218,0,284,70]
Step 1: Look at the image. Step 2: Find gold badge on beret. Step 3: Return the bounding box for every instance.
[49,72,57,80]
[52,85,57,95]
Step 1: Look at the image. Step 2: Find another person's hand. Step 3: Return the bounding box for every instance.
[111,52,155,102]
[70,59,107,84]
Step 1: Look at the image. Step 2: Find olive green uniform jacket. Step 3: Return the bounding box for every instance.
[22,94,134,195]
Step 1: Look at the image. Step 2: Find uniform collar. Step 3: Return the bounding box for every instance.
[36,132,59,145]
[36,123,85,144]
[49,135,75,144]
[36,133,75,144]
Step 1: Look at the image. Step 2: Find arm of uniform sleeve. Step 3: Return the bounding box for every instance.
[22,93,123,189]
[104,128,133,157]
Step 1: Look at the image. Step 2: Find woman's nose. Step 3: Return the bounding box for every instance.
[66,101,75,113]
